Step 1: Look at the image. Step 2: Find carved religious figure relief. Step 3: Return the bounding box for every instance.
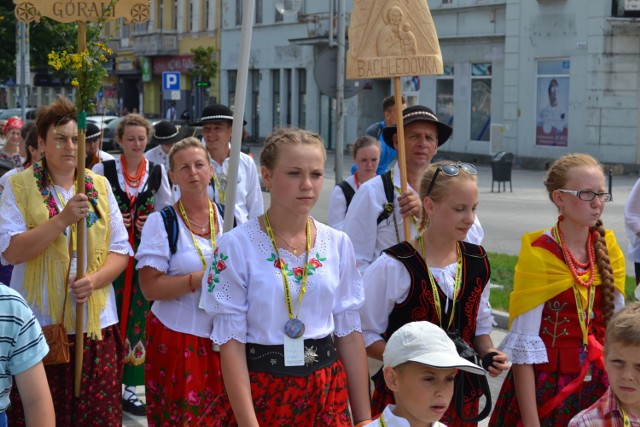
[347,0,443,79]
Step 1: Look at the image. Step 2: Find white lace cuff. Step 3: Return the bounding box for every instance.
[333,310,362,337]
[498,332,548,364]
[210,313,247,345]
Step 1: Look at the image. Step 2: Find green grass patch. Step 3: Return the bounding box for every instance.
[487,252,636,312]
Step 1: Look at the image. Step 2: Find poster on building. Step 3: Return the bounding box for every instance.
[536,59,570,146]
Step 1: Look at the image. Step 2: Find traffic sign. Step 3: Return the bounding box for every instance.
[163,72,181,91]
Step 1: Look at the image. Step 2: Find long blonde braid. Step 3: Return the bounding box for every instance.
[592,219,616,326]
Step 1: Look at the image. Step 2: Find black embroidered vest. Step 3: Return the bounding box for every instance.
[382,240,491,347]
[103,159,163,242]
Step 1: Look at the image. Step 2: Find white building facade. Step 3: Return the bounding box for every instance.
[219,0,640,167]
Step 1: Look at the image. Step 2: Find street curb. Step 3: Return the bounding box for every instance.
[492,309,509,331]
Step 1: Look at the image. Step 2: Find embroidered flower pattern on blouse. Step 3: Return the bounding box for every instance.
[207,247,228,292]
[266,253,327,284]
[34,161,100,227]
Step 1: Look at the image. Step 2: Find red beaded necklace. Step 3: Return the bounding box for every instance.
[121,156,147,189]
[553,223,596,288]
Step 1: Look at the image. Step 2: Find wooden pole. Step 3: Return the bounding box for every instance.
[393,77,411,240]
[74,21,87,398]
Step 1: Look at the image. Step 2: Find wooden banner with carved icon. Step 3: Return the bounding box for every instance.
[14,0,149,399]
[347,0,443,240]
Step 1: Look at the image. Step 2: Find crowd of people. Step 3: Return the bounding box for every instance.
[0,93,637,427]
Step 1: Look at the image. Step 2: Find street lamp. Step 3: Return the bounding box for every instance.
[275,0,301,15]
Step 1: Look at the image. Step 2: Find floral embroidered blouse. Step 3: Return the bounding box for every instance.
[199,217,364,346]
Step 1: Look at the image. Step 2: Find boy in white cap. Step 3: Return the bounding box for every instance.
[365,321,486,427]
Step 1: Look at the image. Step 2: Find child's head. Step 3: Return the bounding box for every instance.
[351,135,380,178]
[545,153,616,324]
[260,128,326,212]
[604,303,640,412]
[417,161,478,235]
[260,127,326,172]
[544,153,607,208]
[383,321,485,425]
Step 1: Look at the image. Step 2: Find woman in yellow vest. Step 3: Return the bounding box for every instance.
[0,97,131,426]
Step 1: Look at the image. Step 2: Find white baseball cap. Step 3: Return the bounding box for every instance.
[383,321,486,375]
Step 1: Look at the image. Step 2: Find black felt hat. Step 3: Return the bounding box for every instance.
[381,105,453,148]
[192,104,247,126]
[151,120,189,146]
[86,122,102,141]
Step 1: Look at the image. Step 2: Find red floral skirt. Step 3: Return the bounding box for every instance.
[145,311,224,426]
[207,359,352,426]
[8,324,124,427]
[490,365,609,426]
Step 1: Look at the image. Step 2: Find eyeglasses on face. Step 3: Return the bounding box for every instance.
[426,162,477,196]
[558,189,612,202]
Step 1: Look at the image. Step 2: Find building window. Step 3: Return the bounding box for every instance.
[159,0,164,30]
[285,69,291,125]
[298,68,306,128]
[470,63,491,142]
[173,1,178,30]
[272,70,280,128]
[436,65,454,128]
[205,0,210,30]
[255,0,262,24]
[275,7,283,22]
[189,0,194,32]
[536,59,570,147]
[251,70,260,141]
[228,70,237,109]
[236,1,243,26]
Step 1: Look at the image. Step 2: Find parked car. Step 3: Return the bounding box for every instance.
[86,115,118,129]
[0,108,37,120]
[101,118,122,153]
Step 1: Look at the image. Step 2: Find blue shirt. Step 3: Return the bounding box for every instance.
[0,285,49,413]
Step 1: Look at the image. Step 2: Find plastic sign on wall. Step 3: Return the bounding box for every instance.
[13,0,150,23]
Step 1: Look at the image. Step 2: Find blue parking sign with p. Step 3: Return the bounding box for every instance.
[163,72,180,91]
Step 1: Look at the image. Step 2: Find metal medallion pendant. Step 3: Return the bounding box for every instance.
[284,318,305,339]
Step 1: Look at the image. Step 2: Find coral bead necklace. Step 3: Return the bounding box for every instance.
[553,223,596,287]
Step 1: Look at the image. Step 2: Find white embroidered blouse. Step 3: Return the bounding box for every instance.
[199,218,364,345]
[135,208,224,338]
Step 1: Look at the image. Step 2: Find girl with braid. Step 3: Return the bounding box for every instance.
[360,161,509,426]
[490,153,626,426]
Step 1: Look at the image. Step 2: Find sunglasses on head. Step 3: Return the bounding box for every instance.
[426,162,477,196]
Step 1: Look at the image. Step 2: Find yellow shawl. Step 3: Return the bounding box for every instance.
[508,228,626,329]
[10,166,112,339]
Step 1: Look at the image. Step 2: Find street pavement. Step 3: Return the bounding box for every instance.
[124,150,639,426]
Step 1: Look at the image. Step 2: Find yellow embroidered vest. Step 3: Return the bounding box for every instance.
[10,165,112,339]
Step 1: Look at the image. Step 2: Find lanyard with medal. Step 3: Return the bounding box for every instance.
[178,200,217,269]
[264,211,311,366]
[572,283,596,382]
[418,235,463,331]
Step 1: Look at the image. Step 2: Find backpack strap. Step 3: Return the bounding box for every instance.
[376,170,395,225]
[365,121,384,139]
[337,181,356,210]
[160,206,179,255]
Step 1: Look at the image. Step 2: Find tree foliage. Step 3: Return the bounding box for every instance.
[189,46,218,82]
[0,0,101,82]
